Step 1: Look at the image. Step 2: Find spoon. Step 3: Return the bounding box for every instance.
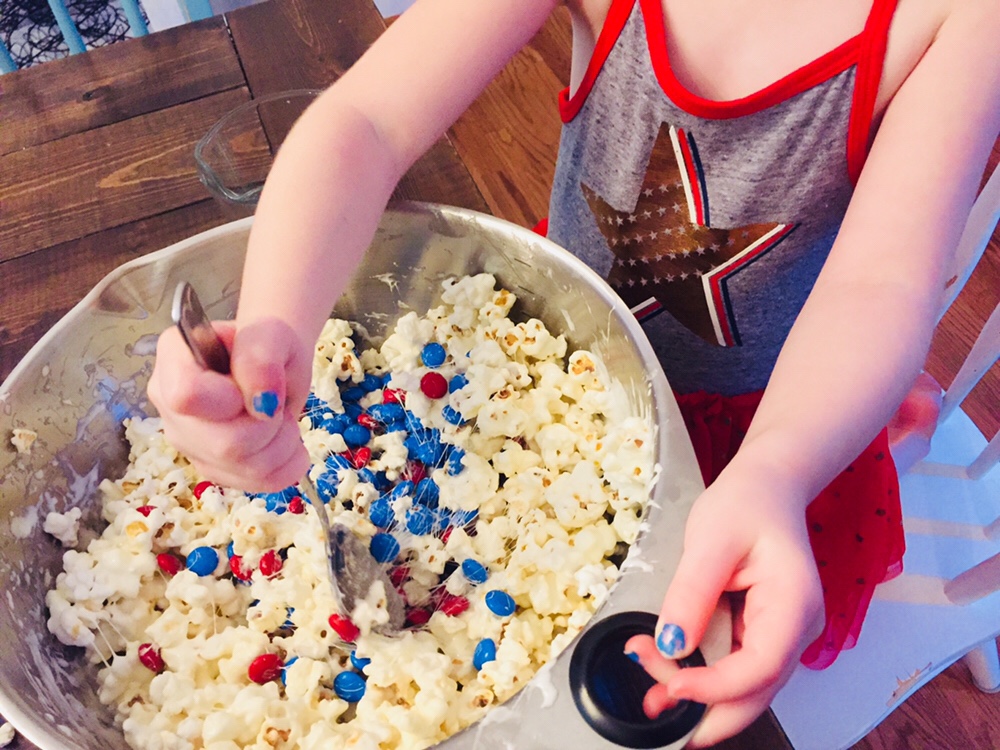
[170,281,405,632]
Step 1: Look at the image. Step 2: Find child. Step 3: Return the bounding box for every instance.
[148,0,1000,745]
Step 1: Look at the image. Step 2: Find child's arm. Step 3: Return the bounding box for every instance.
[629,2,1000,745]
[148,0,559,490]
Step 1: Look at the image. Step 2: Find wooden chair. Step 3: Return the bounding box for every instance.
[770,164,1000,749]
[0,0,213,74]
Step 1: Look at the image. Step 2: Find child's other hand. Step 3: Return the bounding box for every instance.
[147,318,312,492]
[624,468,823,747]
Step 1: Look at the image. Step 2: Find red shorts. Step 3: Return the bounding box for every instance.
[675,390,905,670]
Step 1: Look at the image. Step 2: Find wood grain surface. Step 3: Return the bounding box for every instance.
[0,18,244,155]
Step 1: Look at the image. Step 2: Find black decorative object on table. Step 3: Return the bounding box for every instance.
[0,0,139,69]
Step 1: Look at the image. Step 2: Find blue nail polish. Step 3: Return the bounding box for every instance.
[625,650,640,664]
[656,623,686,657]
[253,391,279,417]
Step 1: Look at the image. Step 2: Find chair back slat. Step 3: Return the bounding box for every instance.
[940,300,1000,424]
[122,0,151,36]
[939,164,1000,320]
[0,41,16,74]
[46,0,88,54]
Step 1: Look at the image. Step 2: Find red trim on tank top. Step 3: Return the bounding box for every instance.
[559,0,637,123]
[640,0,881,119]
[560,0,898,129]
[846,0,899,184]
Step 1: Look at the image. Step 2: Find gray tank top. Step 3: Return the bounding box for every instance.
[548,0,897,395]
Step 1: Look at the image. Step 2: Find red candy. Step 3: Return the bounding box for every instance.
[440,527,453,544]
[383,389,405,405]
[439,594,470,617]
[403,461,427,484]
[350,447,372,469]
[405,608,431,627]
[259,549,283,579]
[248,653,284,684]
[287,496,305,514]
[229,555,253,581]
[357,413,379,430]
[420,372,448,399]
[156,553,182,576]
[138,643,165,673]
[328,614,360,642]
[389,565,410,587]
[193,481,214,499]
[135,505,155,517]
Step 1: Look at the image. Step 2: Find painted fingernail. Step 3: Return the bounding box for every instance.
[656,623,685,657]
[252,391,280,417]
[625,650,640,664]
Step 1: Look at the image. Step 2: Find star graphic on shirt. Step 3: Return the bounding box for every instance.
[582,123,796,346]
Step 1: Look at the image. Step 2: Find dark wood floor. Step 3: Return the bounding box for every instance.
[446,7,1000,750]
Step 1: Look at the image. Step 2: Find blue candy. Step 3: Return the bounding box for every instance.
[473,638,497,670]
[406,506,434,536]
[413,478,439,509]
[370,533,400,563]
[384,421,408,434]
[341,385,366,403]
[453,509,479,527]
[356,467,378,486]
[315,472,340,503]
[389,480,414,501]
[343,423,372,448]
[369,498,394,529]
[368,403,406,425]
[433,507,453,533]
[447,447,466,476]
[325,453,353,472]
[485,590,516,617]
[461,558,489,584]
[322,413,351,435]
[442,405,466,426]
[226,541,235,559]
[186,546,219,577]
[350,650,371,672]
[361,374,383,393]
[284,607,296,629]
[281,656,299,686]
[263,492,288,514]
[372,471,391,492]
[421,342,447,368]
[344,402,363,420]
[448,373,468,393]
[334,671,366,702]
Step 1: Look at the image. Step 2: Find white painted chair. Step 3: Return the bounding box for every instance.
[770,163,1000,750]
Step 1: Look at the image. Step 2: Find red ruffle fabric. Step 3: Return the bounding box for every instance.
[674,390,905,670]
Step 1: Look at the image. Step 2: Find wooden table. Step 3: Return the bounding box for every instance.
[0,0,996,748]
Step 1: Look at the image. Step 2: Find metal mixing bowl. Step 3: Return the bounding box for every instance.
[0,203,708,750]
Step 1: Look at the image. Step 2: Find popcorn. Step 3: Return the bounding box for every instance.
[45,274,658,750]
[10,427,37,454]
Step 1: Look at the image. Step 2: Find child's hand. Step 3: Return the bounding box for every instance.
[625,467,824,747]
[147,318,313,492]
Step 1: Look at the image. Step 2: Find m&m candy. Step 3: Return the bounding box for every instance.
[473,639,497,670]
[420,342,447,368]
[485,590,516,617]
[461,558,488,584]
[420,372,448,399]
[370,533,400,563]
[138,643,165,673]
[334,671,366,702]
[186,546,218,576]
[328,614,360,642]
[248,653,284,684]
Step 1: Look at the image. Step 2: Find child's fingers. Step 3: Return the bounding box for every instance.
[623,634,682,686]
[148,328,245,422]
[229,320,313,422]
[666,571,820,705]
[653,533,742,660]
[187,417,310,492]
[685,692,777,749]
